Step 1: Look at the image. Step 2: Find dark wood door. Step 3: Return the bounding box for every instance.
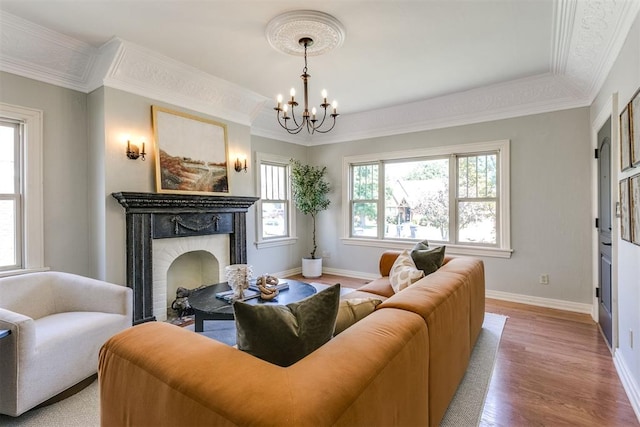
[597,117,613,348]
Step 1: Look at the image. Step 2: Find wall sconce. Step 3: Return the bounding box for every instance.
[234,157,248,173]
[126,140,146,161]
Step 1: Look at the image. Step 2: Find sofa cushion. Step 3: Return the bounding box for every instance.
[389,249,425,293]
[334,298,382,335]
[410,241,446,276]
[234,284,340,367]
[355,277,395,298]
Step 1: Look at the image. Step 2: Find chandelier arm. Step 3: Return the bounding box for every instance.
[276,110,306,134]
[311,106,329,130]
[310,116,338,134]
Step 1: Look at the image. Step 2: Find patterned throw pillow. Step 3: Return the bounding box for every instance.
[234,284,340,367]
[333,298,382,335]
[389,249,425,293]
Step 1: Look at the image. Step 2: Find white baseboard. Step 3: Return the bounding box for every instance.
[322,267,379,281]
[273,266,378,282]
[486,290,593,314]
[614,352,640,423]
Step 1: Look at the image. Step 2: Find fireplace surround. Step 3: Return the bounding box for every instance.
[113,192,258,324]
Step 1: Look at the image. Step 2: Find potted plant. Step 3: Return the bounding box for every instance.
[290,159,331,278]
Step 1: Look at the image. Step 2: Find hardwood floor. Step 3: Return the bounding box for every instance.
[483,298,638,426]
[287,274,639,426]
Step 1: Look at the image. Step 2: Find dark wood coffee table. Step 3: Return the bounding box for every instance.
[188,279,316,332]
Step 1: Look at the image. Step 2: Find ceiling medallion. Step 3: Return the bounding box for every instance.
[266,10,346,56]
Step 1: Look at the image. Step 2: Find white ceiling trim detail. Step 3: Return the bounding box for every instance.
[100,39,267,126]
[0,11,97,92]
[1,3,638,143]
[251,73,589,145]
[562,0,640,99]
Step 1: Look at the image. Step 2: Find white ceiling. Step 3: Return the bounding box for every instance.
[0,1,639,144]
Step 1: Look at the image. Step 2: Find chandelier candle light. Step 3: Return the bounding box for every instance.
[274,37,338,134]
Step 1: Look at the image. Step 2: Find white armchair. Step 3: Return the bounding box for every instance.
[0,271,132,417]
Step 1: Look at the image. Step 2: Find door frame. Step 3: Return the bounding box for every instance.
[591,93,619,352]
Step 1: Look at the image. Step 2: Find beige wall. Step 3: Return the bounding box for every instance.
[0,71,91,276]
[96,88,255,285]
[307,108,593,305]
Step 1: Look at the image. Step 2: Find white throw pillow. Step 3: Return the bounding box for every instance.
[389,249,425,293]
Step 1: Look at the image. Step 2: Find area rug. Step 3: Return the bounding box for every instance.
[0,312,506,426]
[441,312,507,426]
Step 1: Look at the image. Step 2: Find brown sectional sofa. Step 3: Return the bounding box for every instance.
[98,251,485,426]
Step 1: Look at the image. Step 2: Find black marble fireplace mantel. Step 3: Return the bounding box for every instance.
[113,192,258,324]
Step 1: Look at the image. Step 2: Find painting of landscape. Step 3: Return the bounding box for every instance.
[153,106,229,194]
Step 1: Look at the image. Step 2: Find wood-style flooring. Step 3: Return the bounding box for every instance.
[287,273,639,426]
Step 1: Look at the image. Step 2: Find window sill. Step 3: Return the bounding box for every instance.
[255,237,298,250]
[0,267,50,279]
[341,238,513,259]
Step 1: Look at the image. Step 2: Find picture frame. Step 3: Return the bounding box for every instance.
[631,88,640,167]
[620,178,631,242]
[152,106,230,194]
[631,174,640,246]
[620,104,631,172]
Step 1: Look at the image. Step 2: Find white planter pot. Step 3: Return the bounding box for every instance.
[302,258,322,278]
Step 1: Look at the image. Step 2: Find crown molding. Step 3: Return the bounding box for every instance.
[0,12,268,126]
[100,39,267,126]
[251,73,590,145]
[1,4,638,142]
[560,0,640,100]
[0,11,97,92]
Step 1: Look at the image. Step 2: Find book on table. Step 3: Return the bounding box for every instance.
[214,280,289,303]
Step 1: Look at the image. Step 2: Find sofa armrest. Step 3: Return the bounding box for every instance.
[379,250,402,276]
[50,273,132,318]
[0,308,35,354]
[0,308,36,415]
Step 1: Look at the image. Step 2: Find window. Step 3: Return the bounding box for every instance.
[0,103,44,275]
[0,119,21,270]
[255,153,296,248]
[344,140,511,258]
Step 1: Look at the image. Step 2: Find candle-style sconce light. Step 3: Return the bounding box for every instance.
[234,157,248,173]
[126,140,146,161]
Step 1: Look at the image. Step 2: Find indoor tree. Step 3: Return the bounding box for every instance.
[290,159,331,259]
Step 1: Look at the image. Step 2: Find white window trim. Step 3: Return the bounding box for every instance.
[0,102,45,274]
[254,152,297,249]
[342,139,512,259]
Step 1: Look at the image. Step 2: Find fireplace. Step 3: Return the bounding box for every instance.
[113,192,258,324]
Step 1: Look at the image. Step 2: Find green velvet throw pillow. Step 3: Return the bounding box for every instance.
[234,284,340,367]
[410,240,446,276]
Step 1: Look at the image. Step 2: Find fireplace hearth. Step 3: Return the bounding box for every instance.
[113,192,258,324]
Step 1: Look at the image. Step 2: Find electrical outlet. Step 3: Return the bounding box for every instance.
[539,274,549,285]
[321,250,331,259]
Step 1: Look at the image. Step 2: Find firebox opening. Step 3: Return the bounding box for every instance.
[166,250,219,320]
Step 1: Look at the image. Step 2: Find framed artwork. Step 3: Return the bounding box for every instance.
[631,88,640,167]
[620,105,631,171]
[620,178,631,242]
[152,106,229,194]
[631,174,640,246]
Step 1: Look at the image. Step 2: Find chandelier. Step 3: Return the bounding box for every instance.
[266,10,345,136]
[274,37,338,134]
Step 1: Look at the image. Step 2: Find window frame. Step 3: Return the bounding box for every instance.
[0,102,45,277]
[0,119,22,271]
[342,139,512,258]
[254,152,297,249]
